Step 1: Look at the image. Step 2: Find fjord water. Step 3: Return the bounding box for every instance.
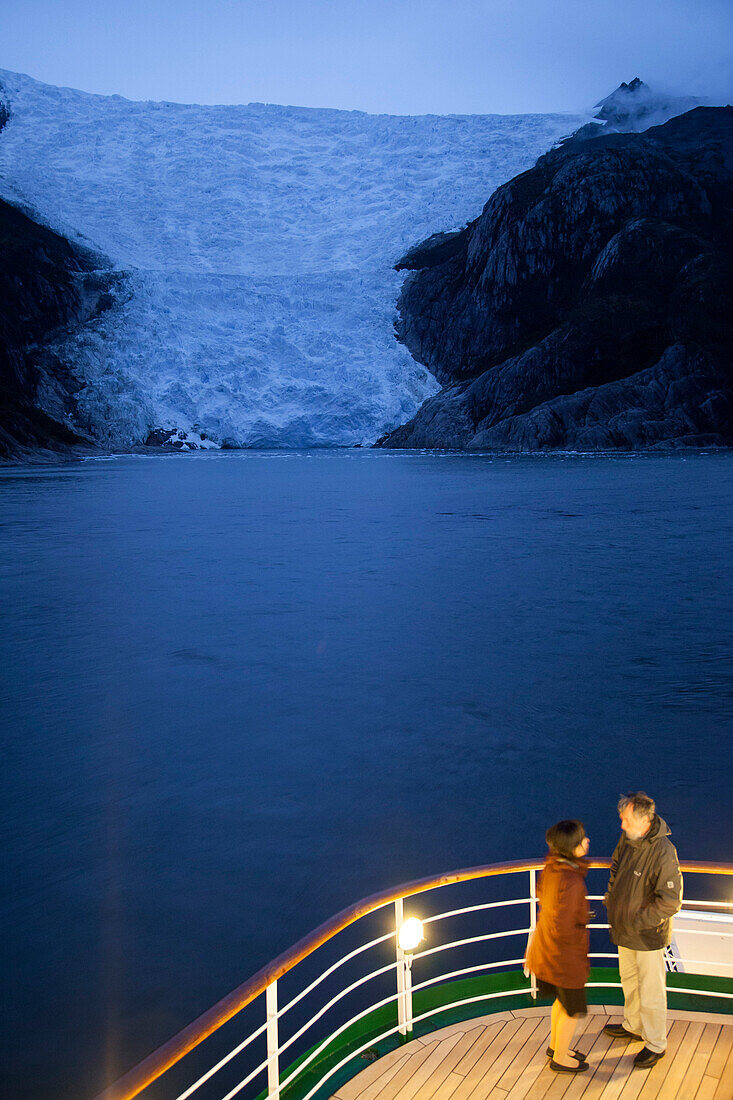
[2,450,731,1098]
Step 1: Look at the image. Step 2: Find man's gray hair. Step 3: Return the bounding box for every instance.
[618,792,655,820]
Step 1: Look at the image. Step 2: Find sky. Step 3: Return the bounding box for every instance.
[2,0,732,115]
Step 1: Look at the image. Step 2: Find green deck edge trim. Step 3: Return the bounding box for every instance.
[255,967,732,1100]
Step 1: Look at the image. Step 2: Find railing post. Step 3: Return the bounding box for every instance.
[266,980,279,1099]
[529,868,538,998]
[395,897,407,1037]
[403,951,415,1035]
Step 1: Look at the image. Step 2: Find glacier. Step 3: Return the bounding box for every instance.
[0,70,588,447]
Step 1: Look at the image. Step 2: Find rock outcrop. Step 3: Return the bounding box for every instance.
[0,196,118,457]
[380,107,733,450]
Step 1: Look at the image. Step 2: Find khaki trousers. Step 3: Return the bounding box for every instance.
[618,945,668,1052]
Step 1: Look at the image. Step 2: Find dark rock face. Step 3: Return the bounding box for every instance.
[0,197,119,458]
[395,230,467,271]
[381,108,733,450]
[0,83,9,134]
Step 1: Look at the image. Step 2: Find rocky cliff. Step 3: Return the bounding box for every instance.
[381,107,733,450]
[0,195,120,458]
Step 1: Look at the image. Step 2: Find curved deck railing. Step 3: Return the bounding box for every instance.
[95,859,733,1100]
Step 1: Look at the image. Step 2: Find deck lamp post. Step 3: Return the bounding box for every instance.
[395,913,424,1039]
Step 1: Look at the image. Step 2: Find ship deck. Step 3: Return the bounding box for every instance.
[328,1005,733,1100]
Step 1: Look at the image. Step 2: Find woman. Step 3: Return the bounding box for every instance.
[525,819,591,1074]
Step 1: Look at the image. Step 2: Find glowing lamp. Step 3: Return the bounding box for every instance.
[398,917,424,953]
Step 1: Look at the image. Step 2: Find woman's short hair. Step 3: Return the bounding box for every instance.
[617,792,655,820]
[546,819,586,859]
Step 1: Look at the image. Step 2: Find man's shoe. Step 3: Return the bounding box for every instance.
[633,1047,665,1069]
[603,1023,642,1041]
[550,1059,589,1074]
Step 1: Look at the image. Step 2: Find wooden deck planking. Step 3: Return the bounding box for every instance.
[453,1021,514,1078]
[380,1034,461,1100]
[493,1016,553,1094]
[559,1021,621,1100]
[451,1019,533,1100]
[448,1020,526,1098]
[429,1073,464,1100]
[328,1008,733,1100]
[549,1033,622,1100]
[393,1029,493,1100]
[519,1015,605,1100]
[674,1023,720,1100]
[392,1033,468,1100]
[336,1049,412,1100]
[633,1020,691,1100]
[707,1023,733,1079]
[470,1017,547,1096]
[712,1041,733,1100]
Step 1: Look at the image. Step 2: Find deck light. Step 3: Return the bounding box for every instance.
[398,917,424,954]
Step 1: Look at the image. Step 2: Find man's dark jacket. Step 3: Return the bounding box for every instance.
[604,815,683,951]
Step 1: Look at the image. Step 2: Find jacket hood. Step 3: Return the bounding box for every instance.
[544,854,590,876]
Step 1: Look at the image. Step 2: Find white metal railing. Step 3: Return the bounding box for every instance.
[96,860,733,1100]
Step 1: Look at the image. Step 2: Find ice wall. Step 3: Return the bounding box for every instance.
[0,70,587,446]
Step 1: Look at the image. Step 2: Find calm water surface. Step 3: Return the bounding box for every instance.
[1,450,731,1098]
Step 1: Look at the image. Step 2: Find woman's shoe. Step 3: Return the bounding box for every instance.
[550,1059,589,1074]
[546,1047,586,1060]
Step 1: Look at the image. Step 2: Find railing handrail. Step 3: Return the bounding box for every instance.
[94,857,733,1100]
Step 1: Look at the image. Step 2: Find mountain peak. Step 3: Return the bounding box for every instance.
[593,78,703,132]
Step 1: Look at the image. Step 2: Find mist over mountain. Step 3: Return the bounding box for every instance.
[594,77,703,130]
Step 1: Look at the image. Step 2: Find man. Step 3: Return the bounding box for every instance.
[603,792,683,1069]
